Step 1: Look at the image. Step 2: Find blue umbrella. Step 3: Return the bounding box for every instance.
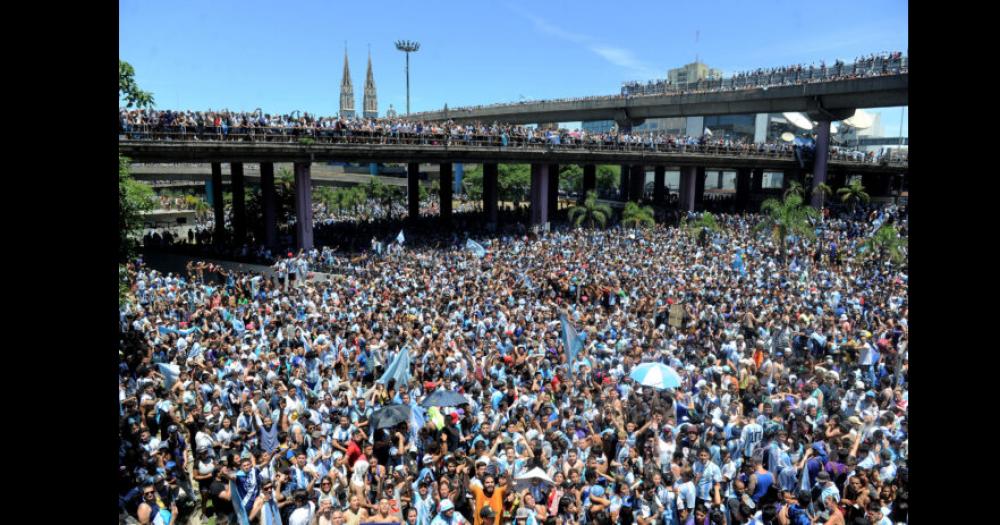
[629,362,682,390]
[420,390,469,408]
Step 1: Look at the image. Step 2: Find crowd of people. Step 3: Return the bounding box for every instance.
[439,54,906,110]
[119,109,902,168]
[120,200,908,525]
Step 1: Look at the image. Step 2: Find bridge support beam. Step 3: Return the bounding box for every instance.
[231,162,247,245]
[695,167,706,210]
[619,164,630,201]
[679,166,697,212]
[548,164,560,219]
[408,163,420,221]
[293,162,313,251]
[211,162,225,245]
[629,165,645,202]
[736,168,752,211]
[439,163,453,225]
[812,119,831,208]
[582,164,596,202]
[654,166,666,205]
[483,163,499,228]
[530,163,550,229]
[751,168,764,193]
[260,162,277,248]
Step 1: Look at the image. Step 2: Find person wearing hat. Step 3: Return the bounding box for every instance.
[431,498,469,525]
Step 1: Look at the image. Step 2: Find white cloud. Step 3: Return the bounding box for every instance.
[506,4,659,79]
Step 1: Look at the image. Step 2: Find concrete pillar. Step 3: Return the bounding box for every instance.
[717,171,725,189]
[211,162,225,245]
[751,168,764,193]
[293,162,313,251]
[829,170,847,192]
[439,163,453,224]
[548,163,560,217]
[654,166,666,205]
[483,163,499,227]
[407,163,420,221]
[679,166,697,212]
[628,165,645,202]
[736,168,752,211]
[260,162,277,248]
[695,167,706,210]
[454,163,465,195]
[619,164,630,200]
[530,163,550,228]
[231,162,247,245]
[811,119,831,208]
[582,164,596,202]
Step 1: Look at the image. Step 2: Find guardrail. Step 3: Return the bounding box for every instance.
[119,129,907,166]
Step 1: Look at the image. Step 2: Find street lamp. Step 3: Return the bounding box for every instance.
[395,40,420,116]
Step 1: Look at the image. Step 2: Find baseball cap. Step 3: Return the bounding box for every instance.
[439,499,455,512]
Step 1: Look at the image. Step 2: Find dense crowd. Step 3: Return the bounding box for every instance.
[120,202,908,525]
[120,110,899,168]
[439,54,906,109]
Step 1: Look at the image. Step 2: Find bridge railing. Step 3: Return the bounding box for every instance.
[119,128,906,166]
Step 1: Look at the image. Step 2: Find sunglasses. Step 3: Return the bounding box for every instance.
[144,491,156,496]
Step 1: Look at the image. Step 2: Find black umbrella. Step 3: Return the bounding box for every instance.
[420,389,468,408]
[370,404,412,430]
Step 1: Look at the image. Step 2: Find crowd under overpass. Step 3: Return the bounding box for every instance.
[120,140,907,251]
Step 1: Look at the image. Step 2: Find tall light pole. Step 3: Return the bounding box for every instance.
[395,40,420,116]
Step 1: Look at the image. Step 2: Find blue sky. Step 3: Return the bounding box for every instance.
[120,0,907,136]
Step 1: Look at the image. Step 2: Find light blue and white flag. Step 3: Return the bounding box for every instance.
[377,347,412,386]
[230,479,253,525]
[396,230,405,245]
[560,314,584,366]
[466,238,487,258]
[157,363,180,389]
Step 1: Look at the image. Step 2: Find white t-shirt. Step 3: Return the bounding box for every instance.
[288,501,316,525]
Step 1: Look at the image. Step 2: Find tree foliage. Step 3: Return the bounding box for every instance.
[837,179,870,213]
[119,60,155,109]
[621,201,656,228]
[862,224,907,266]
[754,194,819,262]
[119,154,155,262]
[567,191,613,228]
[684,211,721,243]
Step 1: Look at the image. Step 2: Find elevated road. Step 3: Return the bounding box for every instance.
[409,74,908,125]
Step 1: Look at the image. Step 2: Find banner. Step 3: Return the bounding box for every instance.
[560,314,584,366]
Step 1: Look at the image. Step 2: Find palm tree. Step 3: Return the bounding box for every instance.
[862,224,907,266]
[812,182,833,209]
[784,180,806,200]
[567,191,612,228]
[684,211,721,245]
[754,194,819,263]
[621,201,656,228]
[837,179,870,213]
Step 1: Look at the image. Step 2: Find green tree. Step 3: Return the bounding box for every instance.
[119,61,155,265]
[567,191,613,228]
[119,154,155,262]
[784,180,806,199]
[837,179,870,213]
[862,224,907,266]
[621,201,656,228]
[462,165,484,201]
[498,164,531,207]
[683,211,721,244]
[754,194,819,263]
[559,165,583,195]
[596,165,620,195]
[119,60,155,109]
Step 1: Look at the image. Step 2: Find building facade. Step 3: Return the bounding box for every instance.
[667,61,722,85]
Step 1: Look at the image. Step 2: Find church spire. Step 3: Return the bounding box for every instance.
[362,45,378,119]
[339,46,355,119]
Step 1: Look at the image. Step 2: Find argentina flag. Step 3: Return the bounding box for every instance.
[560,314,584,366]
[396,230,405,244]
[466,238,487,258]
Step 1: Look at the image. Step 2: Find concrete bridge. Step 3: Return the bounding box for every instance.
[120,139,906,252]
[409,74,908,127]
